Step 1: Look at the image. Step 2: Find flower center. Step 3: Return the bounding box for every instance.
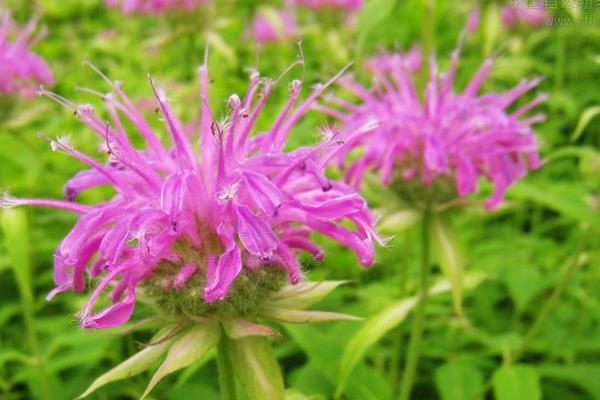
[141,238,287,320]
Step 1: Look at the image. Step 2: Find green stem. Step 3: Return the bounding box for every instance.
[398,207,432,400]
[217,336,238,400]
[390,234,414,395]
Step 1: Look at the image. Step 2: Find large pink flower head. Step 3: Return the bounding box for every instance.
[0,12,53,98]
[289,0,364,12]
[247,8,298,44]
[502,1,548,27]
[319,46,545,210]
[104,0,208,14]
[3,58,379,329]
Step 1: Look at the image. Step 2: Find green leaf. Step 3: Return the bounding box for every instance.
[141,323,221,399]
[227,336,286,400]
[571,105,600,141]
[222,319,278,339]
[356,0,397,53]
[270,281,350,310]
[286,324,392,400]
[492,364,541,400]
[434,359,483,400]
[336,274,485,396]
[77,333,174,398]
[377,209,420,234]
[258,307,361,324]
[429,212,464,315]
[508,181,600,228]
[503,265,544,313]
[538,363,600,399]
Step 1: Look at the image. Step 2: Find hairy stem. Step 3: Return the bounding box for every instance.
[217,336,238,400]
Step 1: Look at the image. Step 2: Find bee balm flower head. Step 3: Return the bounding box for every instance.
[248,8,298,44]
[4,58,379,329]
[320,46,545,210]
[0,12,53,98]
[502,0,548,27]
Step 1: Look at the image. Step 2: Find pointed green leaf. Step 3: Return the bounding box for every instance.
[77,334,174,398]
[336,274,485,396]
[571,105,600,141]
[377,209,420,234]
[259,307,361,324]
[434,359,483,400]
[509,181,600,227]
[504,265,544,313]
[141,323,221,399]
[492,364,541,400]
[429,212,464,315]
[538,363,600,399]
[271,281,350,310]
[228,336,285,400]
[222,319,278,339]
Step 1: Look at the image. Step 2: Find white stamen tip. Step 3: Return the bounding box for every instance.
[228,94,241,109]
[0,191,19,209]
[217,182,240,201]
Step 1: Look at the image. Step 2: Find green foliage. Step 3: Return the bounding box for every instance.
[1,0,600,399]
[493,365,541,400]
[434,358,483,400]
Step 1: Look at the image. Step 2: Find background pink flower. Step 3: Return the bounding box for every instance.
[0,13,53,98]
[502,1,548,27]
[104,0,209,14]
[319,47,545,209]
[248,9,298,44]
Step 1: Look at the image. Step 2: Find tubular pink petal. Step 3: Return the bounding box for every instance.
[235,204,278,260]
[243,171,283,216]
[204,225,243,302]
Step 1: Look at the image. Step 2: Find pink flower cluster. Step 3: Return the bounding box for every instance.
[502,1,548,27]
[363,46,421,75]
[320,47,545,209]
[248,9,298,44]
[0,13,53,98]
[4,62,379,328]
[289,0,364,12]
[104,0,208,14]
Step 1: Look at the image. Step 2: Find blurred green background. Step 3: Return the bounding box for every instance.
[1,0,600,399]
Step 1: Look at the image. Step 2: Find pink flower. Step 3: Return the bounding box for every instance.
[363,46,421,75]
[319,47,545,210]
[0,13,53,98]
[466,7,480,32]
[289,0,364,12]
[3,60,379,329]
[248,9,297,44]
[104,0,208,14]
[502,1,548,27]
